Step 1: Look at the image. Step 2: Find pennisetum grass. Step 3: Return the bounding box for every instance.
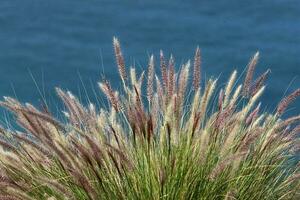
[0,38,299,200]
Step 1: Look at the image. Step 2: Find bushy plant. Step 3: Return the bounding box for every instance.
[0,38,299,199]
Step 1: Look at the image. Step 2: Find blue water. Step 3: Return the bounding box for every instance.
[0,0,299,118]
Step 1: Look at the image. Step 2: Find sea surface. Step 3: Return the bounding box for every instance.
[0,0,299,120]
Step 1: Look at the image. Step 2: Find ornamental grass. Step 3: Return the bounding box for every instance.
[0,38,299,199]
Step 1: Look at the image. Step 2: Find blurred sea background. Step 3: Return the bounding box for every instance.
[0,0,299,121]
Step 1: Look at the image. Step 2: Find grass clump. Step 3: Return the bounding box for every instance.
[0,38,299,199]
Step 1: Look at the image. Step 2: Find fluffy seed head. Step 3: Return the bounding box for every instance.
[243,52,259,97]
[277,88,300,115]
[193,46,201,90]
[113,37,127,81]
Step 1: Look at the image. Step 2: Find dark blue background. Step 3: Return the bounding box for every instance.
[0,0,299,119]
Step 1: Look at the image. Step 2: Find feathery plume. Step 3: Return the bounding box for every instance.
[277,115,300,130]
[239,128,262,152]
[13,133,52,157]
[137,71,145,93]
[218,89,224,111]
[215,105,235,130]
[20,108,64,130]
[224,70,237,106]
[99,80,120,111]
[56,88,87,127]
[246,103,261,125]
[200,79,217,120]
[229,85,242,106]
[130,67,137,87]
[277,88,300,115]
[147,55,155,104]
[168,55,175,99]
[193,46,201,90]
[156,76,164,106]
[244,86,265,117]
[243,52,259,97]
[160,50,168,93]
[113,37,127,81]
[178,61,190,107]
[250,69,270,96]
